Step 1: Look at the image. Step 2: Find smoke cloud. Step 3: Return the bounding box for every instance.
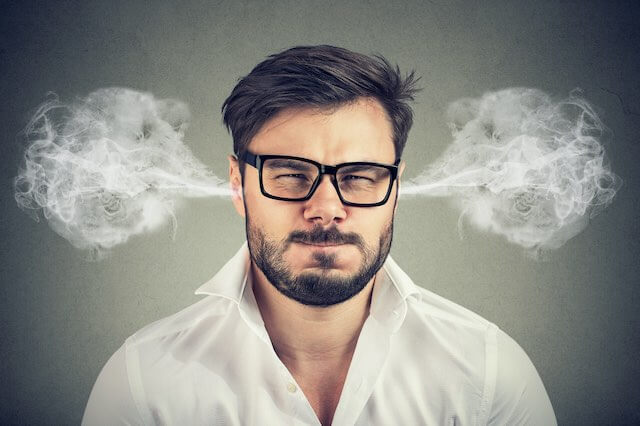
[14,88,230,258]
[14,87,622,258]
[401,88,622,254]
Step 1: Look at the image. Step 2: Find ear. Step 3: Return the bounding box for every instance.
[229,154,246,218]
[394,160,406,215]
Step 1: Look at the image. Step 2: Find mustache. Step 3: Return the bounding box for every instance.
[287,226,364,247]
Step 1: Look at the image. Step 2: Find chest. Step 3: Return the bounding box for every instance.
[292,365,350,426]
[137,309,488,425]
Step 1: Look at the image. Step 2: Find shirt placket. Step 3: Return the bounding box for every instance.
[330,315,393,426]
[276,362,323,426]
[238,282,322,425]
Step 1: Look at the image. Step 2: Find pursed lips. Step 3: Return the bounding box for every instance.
[296,241,345,247]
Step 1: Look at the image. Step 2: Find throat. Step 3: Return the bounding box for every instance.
[251,263,375,358]
[285,352,355,426]
[250,264,377,424]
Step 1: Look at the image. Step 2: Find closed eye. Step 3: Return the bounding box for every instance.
[276,173,309,180]
[342,174,374,182]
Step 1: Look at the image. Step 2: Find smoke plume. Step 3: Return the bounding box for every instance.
[401,88,622,254]
[14,87,621,258]
[14,88,230,258]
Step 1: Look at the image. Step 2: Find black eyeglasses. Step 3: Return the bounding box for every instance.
[240,151,400,207]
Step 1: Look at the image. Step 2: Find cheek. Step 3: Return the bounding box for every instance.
[351,207,395,243]
[245,192,299,237]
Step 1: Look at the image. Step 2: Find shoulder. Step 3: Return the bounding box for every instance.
[128,295,232,347]
[402,285,499,358]
[383,256,496,337]
[83,296,236,424]
[487,329,557,425]
[401,287,556,424]
[408,285,496,332]
[82,343,142,425]
[121,295,237,385]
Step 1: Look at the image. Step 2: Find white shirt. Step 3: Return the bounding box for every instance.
[83,243,556,425]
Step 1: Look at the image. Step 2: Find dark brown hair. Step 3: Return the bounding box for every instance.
[221,45,420,170]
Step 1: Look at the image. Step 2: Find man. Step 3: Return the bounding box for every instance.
[83,45,557,425]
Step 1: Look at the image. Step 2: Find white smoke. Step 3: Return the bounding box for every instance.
[14,87,622,258]
[401,88,622,254]
[14,88,230,258]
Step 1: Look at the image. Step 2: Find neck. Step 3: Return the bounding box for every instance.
[251,263,375,365]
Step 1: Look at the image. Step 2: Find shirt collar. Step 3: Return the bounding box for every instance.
[370,253,422,332]
[195,241,250,302]
[195,242,421,332]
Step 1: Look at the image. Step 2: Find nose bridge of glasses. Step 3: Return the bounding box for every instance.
[312,166,342,198]
[318,164,338,176]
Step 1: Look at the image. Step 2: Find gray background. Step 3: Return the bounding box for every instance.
[1,0,639,424]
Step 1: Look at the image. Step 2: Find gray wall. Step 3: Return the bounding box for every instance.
[1,0,639,424]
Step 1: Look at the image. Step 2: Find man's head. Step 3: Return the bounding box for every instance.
[222,45,419,175]
[222,45,419,307]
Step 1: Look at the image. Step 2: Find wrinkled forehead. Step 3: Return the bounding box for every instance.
[248,98,396,164]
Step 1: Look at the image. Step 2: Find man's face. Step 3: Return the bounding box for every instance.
[229,98,404,307]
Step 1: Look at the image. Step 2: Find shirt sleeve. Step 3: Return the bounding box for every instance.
[487,329,557,426]
[82,343,145,426]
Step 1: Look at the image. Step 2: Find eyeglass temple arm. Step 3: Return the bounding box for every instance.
[239,151,260,168]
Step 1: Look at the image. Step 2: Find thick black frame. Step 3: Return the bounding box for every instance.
[240,151,400,207]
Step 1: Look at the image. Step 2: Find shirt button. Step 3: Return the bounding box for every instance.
[287,382,297,393]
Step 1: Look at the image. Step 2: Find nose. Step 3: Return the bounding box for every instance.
[303,175,347,226]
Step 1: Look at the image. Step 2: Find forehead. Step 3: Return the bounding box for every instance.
[248,97,395,164]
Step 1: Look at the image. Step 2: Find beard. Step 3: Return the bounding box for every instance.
[245,216,394,307]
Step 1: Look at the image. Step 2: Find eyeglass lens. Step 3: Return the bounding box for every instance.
[261,158,392,204]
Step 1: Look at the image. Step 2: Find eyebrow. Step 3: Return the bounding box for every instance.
[339,164,387,172]
[264,159,315,171]
[339,164,391,178]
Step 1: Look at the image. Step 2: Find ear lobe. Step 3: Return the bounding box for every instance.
[229,155,246,218]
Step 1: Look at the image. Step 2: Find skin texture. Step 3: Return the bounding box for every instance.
[228,97,405,425]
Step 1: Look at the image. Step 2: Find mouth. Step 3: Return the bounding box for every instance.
[295,241,345,247]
